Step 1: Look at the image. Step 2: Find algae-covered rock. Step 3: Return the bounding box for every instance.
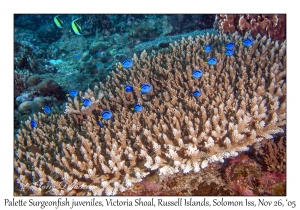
[34,79,65,99]
[36,24,63,44]
[18,101,33,115]
[26,74,42,87]
[89,41,111,55]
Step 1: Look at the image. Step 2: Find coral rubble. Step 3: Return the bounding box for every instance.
[14,32,286,195]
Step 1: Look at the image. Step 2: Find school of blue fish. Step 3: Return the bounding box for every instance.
[30,36,254,129]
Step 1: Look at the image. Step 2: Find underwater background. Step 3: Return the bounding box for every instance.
[14,14,217,132]
[14,14,286,196]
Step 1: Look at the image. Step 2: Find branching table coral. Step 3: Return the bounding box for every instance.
[14,32,286,195]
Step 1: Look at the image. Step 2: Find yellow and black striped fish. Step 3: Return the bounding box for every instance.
[53,15,64,28]
[71,18,82,35]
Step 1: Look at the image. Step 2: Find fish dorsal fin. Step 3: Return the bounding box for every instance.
[73,17,82,23]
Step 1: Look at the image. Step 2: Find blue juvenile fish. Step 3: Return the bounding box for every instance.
[74,54,81,59]
[131,104,143,112]
[43,106,51,114]
[97,121,104,127]
[191,70,203,79]
[225,49,234,56]
[225,42,235,50]
[139,83,152,93]
[242,38,253,47]
[99,110,113,120]
[81,98,92,107]
[203,45,211,53]
[122,84,134,92]
[193,90,202,97]
[122,58,133,68]
[206,57,217,65]
[66,90,78,97]
[30,120,37,128]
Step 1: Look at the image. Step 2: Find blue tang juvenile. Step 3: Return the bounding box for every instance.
[193,90,202,97]
[99,110,113,120]
[66,90,78,97]
[131,104,143,112]
[74,54,81,59]
[122,84,134,92]
[81,98,92,107]
[206,57,217,65]
[43,106,51,114]
[242,38,253,47]
[202,45,211,53]
[97,121,104,127]
[225,49,234,56]
[122,58,133,68]
[191,70,203,79]
[139,84,152,93]
[225,42,235,50]
[30,120,37,128]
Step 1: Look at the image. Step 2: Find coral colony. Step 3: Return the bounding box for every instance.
[14,15,286,196]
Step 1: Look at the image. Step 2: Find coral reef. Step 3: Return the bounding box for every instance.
[13,15,217,97]
[223,152,285,196]
[119,162,228,196]
[18,96,58,115]
[36,24,64,44]
[75,14,114,37]
[14,75,65,133]
[26,74,42,87]
[14,31,49,74]
[15,14,54,31]
[121,135,286,196]
[31,79,65,100]
[127,16,173,45]
[167,14,215,35]
[257,171,286,195]
[14,41,39,71]
[14,70,31,100]
[255,136,286,172]
[215,14,286,43]
[14,32,286,195]
[133,29,218,56]
[15,77,65,113]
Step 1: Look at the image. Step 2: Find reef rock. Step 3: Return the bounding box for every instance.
[18,101,33,115]
[34,79,65,99]
[26,74,42,87]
